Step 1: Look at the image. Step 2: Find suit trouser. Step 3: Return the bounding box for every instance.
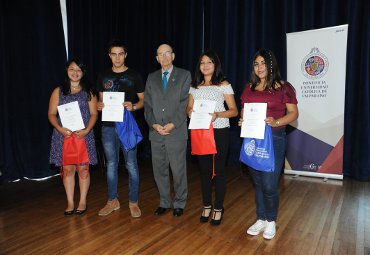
[151,139,188,209]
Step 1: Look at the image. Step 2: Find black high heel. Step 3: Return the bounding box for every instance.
[210,208,224,226]
[64,209,74,216]
[200,205,212,223]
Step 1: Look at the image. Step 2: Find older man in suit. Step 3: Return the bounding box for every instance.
[144,44,191,217]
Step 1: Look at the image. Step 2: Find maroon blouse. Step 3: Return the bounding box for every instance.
[240,81,298,128]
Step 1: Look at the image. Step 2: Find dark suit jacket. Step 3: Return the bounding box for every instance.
[144,66,191,142]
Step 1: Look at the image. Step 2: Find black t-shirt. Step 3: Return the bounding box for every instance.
[97,68,144,126]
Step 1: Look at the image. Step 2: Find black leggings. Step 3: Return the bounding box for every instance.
[197,128,229,209]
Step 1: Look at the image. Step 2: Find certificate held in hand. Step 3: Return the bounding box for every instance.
[240,103,267,139]
[57,101,85,132]
[188,99,216,129]
[102,92,125,122]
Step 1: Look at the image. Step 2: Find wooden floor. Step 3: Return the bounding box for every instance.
[1,159,370,255]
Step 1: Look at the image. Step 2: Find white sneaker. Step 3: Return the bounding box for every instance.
[263,221,276,239]
[246,220,266,236]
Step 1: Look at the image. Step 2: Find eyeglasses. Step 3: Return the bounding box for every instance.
[157,51,173,58]
[109,52,125,58]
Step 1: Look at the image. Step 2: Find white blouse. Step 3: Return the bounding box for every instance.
[189,84,234,128]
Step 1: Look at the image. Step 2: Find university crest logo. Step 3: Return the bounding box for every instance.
[301,47,329,79]
[244,139,256,156]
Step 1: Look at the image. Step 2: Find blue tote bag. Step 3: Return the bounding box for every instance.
[115,110,143,152]
[239,124,275,172]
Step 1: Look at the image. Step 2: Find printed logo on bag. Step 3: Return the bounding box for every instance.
[244,139,271,159]
[244,139,256,156]
[301,47,329,79]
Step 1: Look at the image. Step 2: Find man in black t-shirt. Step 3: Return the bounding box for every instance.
[97,39,144,218]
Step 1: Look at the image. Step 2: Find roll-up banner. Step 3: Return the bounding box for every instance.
[285,25,348,180]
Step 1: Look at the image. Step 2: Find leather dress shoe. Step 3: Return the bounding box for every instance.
[173,208,184,217]
[64,209,74,216]
[154,207,170,215]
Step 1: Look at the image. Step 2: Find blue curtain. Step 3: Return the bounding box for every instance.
[1,0,368,181]
[0,0,66,181]
[205,0,370,180]
[66,0,205,160]
[66,0,204,83]
[342,1,370,180]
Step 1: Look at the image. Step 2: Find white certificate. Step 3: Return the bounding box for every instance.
[57,101,85,132]
[102,92,125,122]
[240,103,267,139]
[188,100,216,129]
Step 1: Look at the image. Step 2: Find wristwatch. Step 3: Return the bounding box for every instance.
[133,104,137,111]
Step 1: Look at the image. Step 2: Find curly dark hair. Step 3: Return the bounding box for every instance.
[191,50,226,88]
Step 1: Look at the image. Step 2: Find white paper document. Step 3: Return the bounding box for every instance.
[240,103,267,139]
[102,92,125,122]
[57,101,85,132]
[188,100,216,129]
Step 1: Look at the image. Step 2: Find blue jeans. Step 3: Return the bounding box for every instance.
[249,128,286,222]
[102,126,139,202]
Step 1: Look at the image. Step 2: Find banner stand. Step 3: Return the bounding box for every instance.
[284,170,343,180]
[285,25,348,180]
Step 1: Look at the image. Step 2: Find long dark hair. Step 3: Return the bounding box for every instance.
[250,49,283,91]
[191,50,226,88]
[61,58,95,100]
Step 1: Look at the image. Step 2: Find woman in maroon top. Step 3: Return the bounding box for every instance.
[239,49,298,239]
